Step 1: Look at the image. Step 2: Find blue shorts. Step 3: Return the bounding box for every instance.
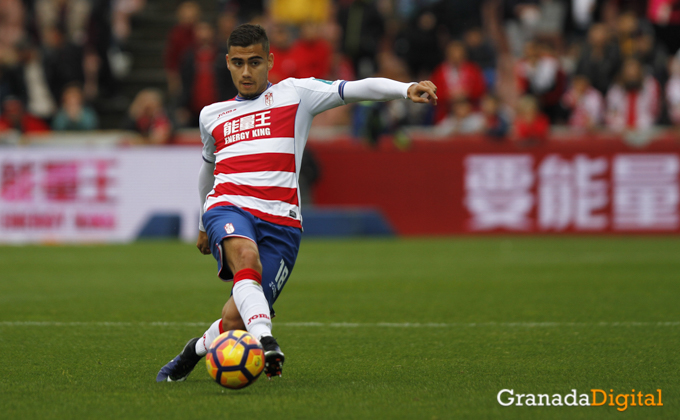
[202,205,302,313]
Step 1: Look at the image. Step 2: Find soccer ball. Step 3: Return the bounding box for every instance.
[206,330,265,389]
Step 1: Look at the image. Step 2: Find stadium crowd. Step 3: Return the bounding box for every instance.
[2,0,680,144]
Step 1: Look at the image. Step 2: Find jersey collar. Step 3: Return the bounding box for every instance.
[235,82,273,101]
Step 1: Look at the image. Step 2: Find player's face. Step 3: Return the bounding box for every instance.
[226,43,274,99]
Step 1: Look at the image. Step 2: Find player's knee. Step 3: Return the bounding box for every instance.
[235,247,262,273]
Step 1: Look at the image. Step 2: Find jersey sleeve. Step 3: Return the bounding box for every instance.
[342,78,416,103]
[292,78,347,116]
[199,114,216,163]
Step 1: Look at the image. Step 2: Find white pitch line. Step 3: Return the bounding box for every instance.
[0,321,679,328]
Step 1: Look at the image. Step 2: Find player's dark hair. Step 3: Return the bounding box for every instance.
[228,24,269,54]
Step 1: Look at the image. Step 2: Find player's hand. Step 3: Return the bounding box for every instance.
[407,81,438,105]
[196,230,211,255]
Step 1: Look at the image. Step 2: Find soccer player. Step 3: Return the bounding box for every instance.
[157,24,437,382]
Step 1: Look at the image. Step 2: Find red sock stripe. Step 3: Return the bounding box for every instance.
[218,319,225,334]
[233,268,262,285]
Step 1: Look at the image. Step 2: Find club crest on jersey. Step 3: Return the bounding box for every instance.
[225,223,235,234]
[264,92,273,107]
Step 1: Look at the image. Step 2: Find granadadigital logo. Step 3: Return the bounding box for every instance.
[497,389,663,412]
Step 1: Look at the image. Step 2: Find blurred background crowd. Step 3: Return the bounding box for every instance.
[2,0,680,145]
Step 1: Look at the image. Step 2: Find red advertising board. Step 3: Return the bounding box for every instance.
[309,137,680,235]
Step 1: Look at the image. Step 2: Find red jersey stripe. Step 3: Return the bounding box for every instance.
[215,153,295,174]
[206,203,302,228]
[210,183,299,205]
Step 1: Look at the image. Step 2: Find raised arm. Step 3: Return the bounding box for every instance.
[342,78,438,105]
[292,77,437,116]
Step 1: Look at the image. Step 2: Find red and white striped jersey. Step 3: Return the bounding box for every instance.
[605,76,660,131]
[199,77,348,228]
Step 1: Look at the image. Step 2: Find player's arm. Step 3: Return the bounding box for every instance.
[196,158,214,254]
[342,78,438,105]
[293,77,437,116]
[197,116,216,255]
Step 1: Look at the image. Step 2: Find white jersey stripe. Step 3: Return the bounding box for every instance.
[206,194,299,218]
[215,171,298,188]
[214,138,295,162]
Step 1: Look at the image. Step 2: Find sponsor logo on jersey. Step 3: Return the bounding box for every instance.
[223,110,272,144]
[224,223,235,234]
[265,92,273,107]
[213,104,298,153]
[217,108,237,120]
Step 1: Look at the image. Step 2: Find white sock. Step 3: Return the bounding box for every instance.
[232,279,273,340]
[195,319,222,356]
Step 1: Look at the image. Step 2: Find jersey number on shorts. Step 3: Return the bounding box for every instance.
[274,259,289,291]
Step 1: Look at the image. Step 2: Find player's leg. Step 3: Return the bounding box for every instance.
[190,295,284,380]
[156,335,203,382]
[204,233,287,378]
[249,221,302,378]
[157,313,237,381]
[221,296,246,330]
[157,207,256,382]
[222,236,274,341]
[192,302,246,357]
[256,223,301,308]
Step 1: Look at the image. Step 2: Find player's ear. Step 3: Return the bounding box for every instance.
[225,54,230,70]
[268,52,274,71]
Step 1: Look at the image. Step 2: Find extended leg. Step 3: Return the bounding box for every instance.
[156,296,250,383]
[222,237,273,339]
[222,237,284,378]
[157,214,288,382]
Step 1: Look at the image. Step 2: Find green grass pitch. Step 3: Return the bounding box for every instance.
[1,237,679,419]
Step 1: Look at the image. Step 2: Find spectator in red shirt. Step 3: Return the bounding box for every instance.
[512,95,550,146]
[648,0,680,25]
[0,97,50,134]
[124,89,172,144]
[561,74,604,131]
[648,0,680,54]
[164,1,201,96]
[179,21,219,126]
[515,40,566,123]
[288,22,332,79]
[268,23,298,83]
[605,58,660,131]
[430,40,486,123]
